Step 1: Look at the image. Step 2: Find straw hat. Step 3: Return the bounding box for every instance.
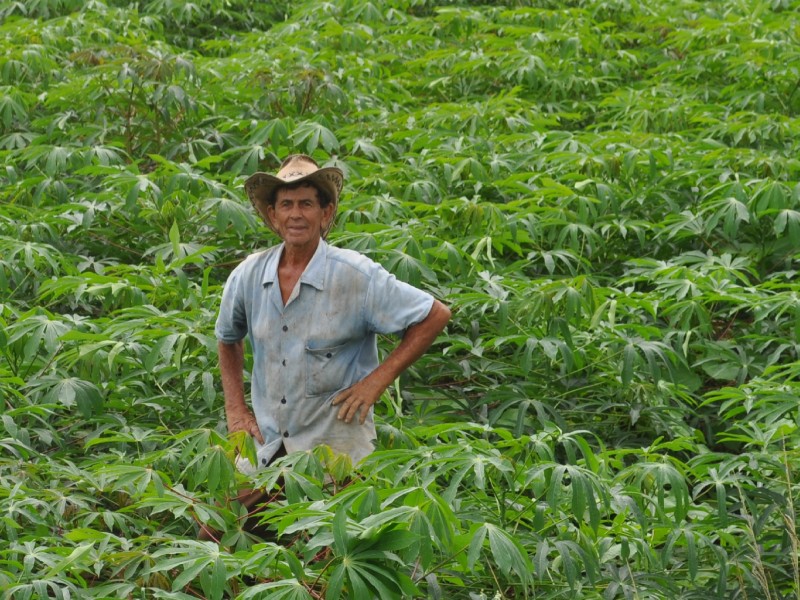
[244,154,344,238]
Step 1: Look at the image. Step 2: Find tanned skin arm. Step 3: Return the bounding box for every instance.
[331,299,452,424]
[218,340,265,444]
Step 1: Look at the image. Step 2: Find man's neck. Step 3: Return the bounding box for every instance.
[279,238,321,270]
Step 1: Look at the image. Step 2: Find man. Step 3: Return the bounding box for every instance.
[215,154,451,473]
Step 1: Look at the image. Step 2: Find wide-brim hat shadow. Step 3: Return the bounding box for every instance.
[244,154,344,238]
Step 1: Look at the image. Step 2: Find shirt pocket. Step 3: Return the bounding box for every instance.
[305,339,351,397]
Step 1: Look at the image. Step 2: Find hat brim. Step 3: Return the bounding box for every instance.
[244,167,343,238]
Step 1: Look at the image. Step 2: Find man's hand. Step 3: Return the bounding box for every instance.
[227,408,265,444]
[218,340,264,444]
[332,376,385,425]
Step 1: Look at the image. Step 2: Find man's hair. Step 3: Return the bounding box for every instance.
[267,180,332,209]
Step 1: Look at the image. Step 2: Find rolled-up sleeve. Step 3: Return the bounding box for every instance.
[364,264,434,336]
[215,267,248,343]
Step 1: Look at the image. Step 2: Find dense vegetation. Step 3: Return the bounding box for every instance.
[2,0,800,597]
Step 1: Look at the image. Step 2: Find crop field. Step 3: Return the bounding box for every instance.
[1,0,800,598]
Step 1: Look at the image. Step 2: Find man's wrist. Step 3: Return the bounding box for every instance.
[366,367,395,394]
[225,403,252,424]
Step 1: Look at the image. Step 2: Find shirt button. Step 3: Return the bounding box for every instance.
[261,458,267,466]
[326,352,332,358]
[283,432,289,438]
[281,397,287,404]
[282,325,288,332]
[282,359,286,366]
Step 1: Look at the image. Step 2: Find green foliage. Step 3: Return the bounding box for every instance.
[2,0,800,598]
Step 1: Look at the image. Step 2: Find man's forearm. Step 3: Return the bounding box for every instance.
[218,340,246,414]
[218,340,264,442]
[370,299,452,390]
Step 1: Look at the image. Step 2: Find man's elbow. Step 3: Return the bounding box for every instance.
[218,339,244,357]
[430,299,451,332]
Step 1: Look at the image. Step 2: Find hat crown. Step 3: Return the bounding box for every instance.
[277,155,319,182]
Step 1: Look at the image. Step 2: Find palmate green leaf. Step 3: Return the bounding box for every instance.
[425,446,513,499]
[5,311,71,360]
[751,180,791,214]
[102,169,163,209]
[617,459,690,523]
[552,539,585,590]
[467,522,533,586]
[321,527,418,600]
[3,579,78,600]
[526,462,608,532]
[204,196,258,235]
[705,380,800,426]
[43,542,94,579]
[699,196,750,240]
[237,579,313,600]
[350,138,388,162]
[0,237,68,278]
[353,489,442,569]
[0,130,35,150]
[350,558,417,599]
[145,542,229,599]
[185,443,236,495]
[291,120,339,154]
[247,118,291,151]
[0,436,33,459]
[717,419,797,449]
[134,484,227,532]
[20,144,76,176]
[343,563,370,599]
[0,83,32,118]
[199,554,227,600]
[380,248,437,286]
[485,523,533,584]
[661,525,719,583]
[23,375,103,416]
[773,208,800,242]
[82,144,128,167]
[96,464,170,497]
[225,144,266,176]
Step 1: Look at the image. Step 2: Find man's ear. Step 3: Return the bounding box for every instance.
[322,203,334,226]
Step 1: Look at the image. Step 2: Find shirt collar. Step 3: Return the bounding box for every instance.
[261,240,327,291]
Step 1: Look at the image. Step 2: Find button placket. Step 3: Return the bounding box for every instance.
[275,314,289,437]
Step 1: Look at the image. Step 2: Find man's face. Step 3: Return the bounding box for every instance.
[268,184,333,250]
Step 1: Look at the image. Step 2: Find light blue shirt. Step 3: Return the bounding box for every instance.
[215,240,434,467]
